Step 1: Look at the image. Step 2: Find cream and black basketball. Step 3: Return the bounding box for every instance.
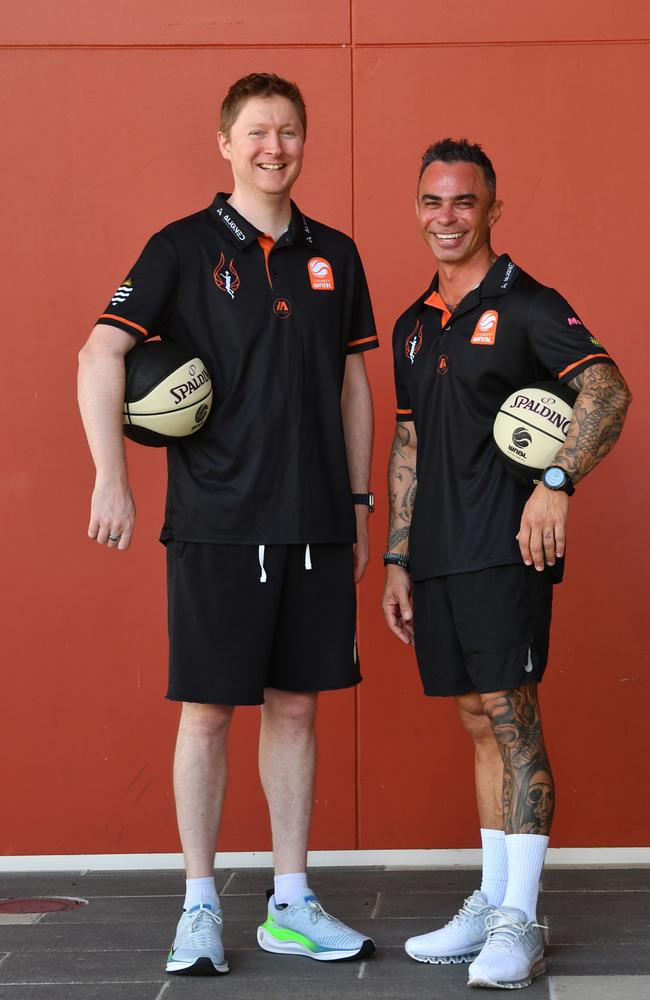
[493,381,577,484]
[123,340,213,447]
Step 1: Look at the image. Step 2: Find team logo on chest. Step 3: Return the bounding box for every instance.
[213,252,241,300]
[405,321,423,364]
[273,298,292,319]
[471,309,499,345]
[307,257,335,290]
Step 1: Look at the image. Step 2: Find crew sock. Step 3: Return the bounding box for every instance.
[501,833,549,922]
[183,876,220,912]
[274,872,309,906]
[479,827,508,907]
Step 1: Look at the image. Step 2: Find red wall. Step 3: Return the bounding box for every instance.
[2,2,648,856]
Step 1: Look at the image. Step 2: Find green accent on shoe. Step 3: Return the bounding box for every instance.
[260,916,320,953]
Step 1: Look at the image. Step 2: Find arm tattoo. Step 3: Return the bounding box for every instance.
[558,364,632,483]
[387,422,417,552]
[483,684,554,836]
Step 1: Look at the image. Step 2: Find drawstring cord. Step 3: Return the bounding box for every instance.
[258,544,312,583]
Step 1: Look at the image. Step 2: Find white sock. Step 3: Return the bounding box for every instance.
[184,876,219,912]
[501,833,549,921]
[274,872,309,906]
[480,828,508,906]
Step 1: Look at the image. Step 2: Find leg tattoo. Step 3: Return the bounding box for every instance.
[482,684,554,836]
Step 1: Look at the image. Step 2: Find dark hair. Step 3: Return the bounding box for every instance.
[419,138,496,200]
[220,73,307,139]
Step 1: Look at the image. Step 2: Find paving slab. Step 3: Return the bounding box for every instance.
[549,976,650,999]
[0,986,167,1000]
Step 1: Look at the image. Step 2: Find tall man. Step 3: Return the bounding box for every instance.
[79,73,377,976]
[382,139,631,990]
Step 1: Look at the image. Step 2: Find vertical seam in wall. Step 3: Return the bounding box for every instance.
[350,0,361,853]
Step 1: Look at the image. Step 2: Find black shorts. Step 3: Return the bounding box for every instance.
[412,564,555,697]
[166,542,360,705]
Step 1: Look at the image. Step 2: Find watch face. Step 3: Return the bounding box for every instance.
[544,467,565,489]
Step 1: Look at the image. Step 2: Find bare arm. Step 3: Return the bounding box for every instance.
[341,353,374,582]
[382,421,418,644]
[77,323,138,550]
[518,363,632,570]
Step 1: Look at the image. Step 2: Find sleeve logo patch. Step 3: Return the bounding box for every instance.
[111,279,133,305]
[307,257,334,290]
[567,316,583,326]
[470,309,499,345]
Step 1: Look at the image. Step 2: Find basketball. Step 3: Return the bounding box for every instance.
[493,381,577,484]
[123,340,213,447]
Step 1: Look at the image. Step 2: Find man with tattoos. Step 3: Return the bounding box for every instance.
[382,138,631,989]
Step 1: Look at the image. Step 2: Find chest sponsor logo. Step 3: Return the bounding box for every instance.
[437,354,449,375]
[405,321,423,364]
[471,309,499,345]
[111,278,133,306]
[307,257,335,291]
[213,252,240,300]
[273,298,292,319]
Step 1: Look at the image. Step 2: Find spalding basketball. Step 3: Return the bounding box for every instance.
[493,381,577,484]
[123,340,213,447]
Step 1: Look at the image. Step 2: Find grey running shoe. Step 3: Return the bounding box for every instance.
[468,906,546,989]
[166,903,229,976]
[257,891,375,962]
[405,889,493,964]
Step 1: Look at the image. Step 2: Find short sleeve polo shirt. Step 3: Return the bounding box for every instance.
[98,194,379,544]
[392,254,617,580]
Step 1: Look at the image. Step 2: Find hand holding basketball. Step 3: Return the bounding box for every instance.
[89,479,136,551]
[517,483,568,572]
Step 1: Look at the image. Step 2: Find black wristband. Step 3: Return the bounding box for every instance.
[383,551,410,570]
[352,492,375,512]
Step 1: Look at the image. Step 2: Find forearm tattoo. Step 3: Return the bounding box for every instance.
[387,422,417,551]
[482,684,554,836]
[560,364,632,483]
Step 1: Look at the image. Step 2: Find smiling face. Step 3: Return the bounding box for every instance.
[218,95,305,200]
[416,160,502,267]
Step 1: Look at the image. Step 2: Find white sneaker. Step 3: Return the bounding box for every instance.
[166,903,229,976]
[468,906,546,989]
[404,890,493,964]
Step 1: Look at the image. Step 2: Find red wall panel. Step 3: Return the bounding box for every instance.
[354,0,650,43]
[354,41,649,847]
[1,4,648,857]
[3,1,350,45]
[0,45,356,854]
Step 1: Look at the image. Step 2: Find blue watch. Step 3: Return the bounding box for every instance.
[542,466,575,495]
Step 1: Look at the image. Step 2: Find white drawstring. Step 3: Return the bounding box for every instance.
[258,545,267,583]
[304,544,312,570]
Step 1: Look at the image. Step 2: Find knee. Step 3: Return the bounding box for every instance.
[456,694,493,746]
[179,702,234,741]
[263,689,317,728]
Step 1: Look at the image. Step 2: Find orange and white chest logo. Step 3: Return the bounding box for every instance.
[405,321,423,364]
[471,309,499,345]
[214,252,240,300]
[307,257,335,291]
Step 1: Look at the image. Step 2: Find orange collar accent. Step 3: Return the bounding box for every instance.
[423,290,452,328]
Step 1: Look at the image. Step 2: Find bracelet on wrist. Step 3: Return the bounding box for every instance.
[383,551,410,570]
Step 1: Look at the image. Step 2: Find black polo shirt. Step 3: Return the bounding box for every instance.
[392,254,616,581]
[98,194,378,544]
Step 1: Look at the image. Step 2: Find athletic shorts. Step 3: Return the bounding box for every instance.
[412,564,554,697]
[166,542,360,705]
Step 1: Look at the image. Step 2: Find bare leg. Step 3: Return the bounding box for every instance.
[456,691,504,830]
[480,683,554,835]
[173,702,234,878]
[259,688,317,874]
